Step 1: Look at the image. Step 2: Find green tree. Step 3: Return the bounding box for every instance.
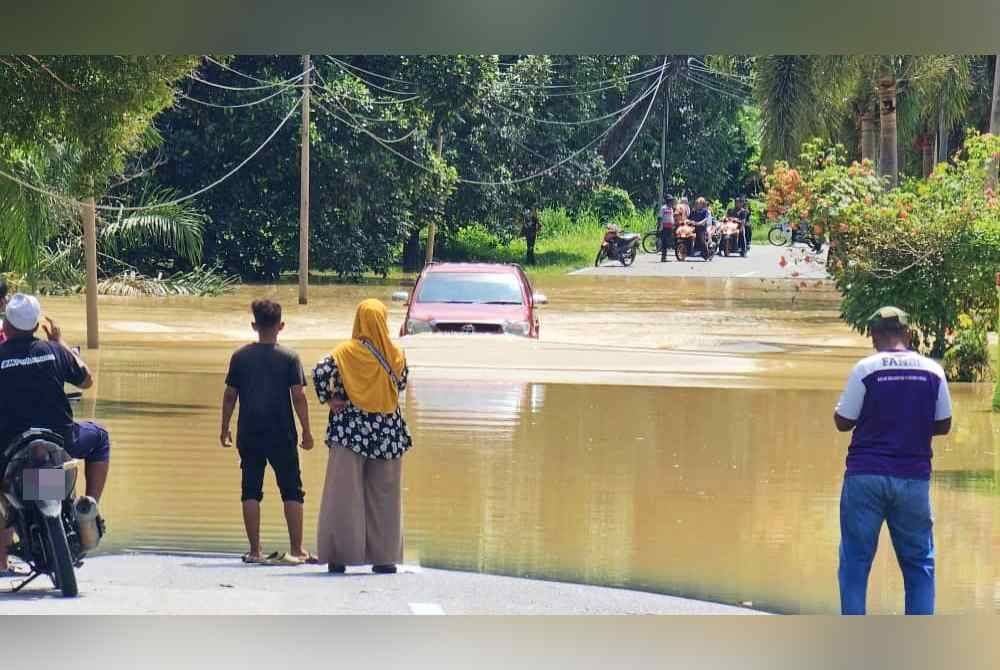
[0,56,200,192]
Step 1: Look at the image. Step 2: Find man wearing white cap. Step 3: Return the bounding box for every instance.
[0,293,110,576]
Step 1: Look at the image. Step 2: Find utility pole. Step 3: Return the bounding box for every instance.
[82,195,99,349]
[660,77,670,204]
[988,54,1000,190]
[424,128,444,266]
[658,85,666,206]
[298,54,311,305]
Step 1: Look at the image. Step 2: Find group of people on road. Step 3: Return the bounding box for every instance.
[0,279,411,577]
[656,195,752,262]
[219,297,410,573]
[0,271,956,614]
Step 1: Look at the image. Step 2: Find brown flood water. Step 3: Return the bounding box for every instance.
[35,276,1000,614]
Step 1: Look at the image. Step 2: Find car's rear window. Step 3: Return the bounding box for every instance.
[415,272,524,305]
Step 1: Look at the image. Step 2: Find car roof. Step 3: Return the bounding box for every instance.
[422,262,523,275]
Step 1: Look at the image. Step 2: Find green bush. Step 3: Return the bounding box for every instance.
[943,314,993,382]
[764,133,1000,370]
[586,185,636,222]
[537,207,577,237]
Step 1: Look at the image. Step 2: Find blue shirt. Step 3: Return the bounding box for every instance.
[835,350,952,480]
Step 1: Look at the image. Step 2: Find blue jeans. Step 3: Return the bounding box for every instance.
[839,474,935,615]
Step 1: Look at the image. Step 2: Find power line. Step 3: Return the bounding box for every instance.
[202,56,295,86]
[607,60,667,170]
[686,58,754,86]
[314,96,418,144]
[176,87,292,109]
[188,69,310,92]
[325,56,416,96]
[324,56,416,86]
[313,70,421,106]
[487,76,662,126]
[0,96,304,212]
[312,64,663,187]
[684,71,750,102]
[499,63,664,90]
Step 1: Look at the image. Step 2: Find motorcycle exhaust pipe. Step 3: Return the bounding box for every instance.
[74,496,102,551]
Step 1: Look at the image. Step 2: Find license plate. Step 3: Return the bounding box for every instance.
[22,468,70,501]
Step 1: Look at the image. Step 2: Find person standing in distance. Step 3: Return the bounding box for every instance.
[658,196,676,262]
[833,307,952,615]
[521,207,542,266]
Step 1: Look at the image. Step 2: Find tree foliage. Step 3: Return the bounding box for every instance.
[0,56,200,193]
[764,134,1000,368]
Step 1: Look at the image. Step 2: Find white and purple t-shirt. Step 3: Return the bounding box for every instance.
[835,349,952,480]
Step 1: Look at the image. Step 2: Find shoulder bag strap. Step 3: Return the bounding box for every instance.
[359,339,401,389]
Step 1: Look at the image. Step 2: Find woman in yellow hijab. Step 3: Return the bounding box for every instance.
[311,299,412,574]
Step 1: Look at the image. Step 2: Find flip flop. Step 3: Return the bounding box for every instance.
[241,553,266,564]
[265,552,304,566]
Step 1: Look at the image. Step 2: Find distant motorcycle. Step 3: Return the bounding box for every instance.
[768,220,823,253]
[718,218,749,257]
[1,414,104,597]
[595,232,640,267]
[673,223,717,262]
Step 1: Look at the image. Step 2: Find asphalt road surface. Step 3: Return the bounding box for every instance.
[0,552,764,615]
[573,242,829,280]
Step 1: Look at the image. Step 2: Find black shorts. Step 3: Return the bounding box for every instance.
[238,443,304,503]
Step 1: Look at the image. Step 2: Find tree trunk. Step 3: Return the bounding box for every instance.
[921,135,935,177]
[402,228,422,273]
[930,322,947,360]
[988,54,1000,190]
[937,107,949,164]
[298,54,311,305]
[424,129,444,266]
[860,112,877,164]
[877,78,898,187]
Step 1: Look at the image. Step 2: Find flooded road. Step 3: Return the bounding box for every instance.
[33,276,1000,614]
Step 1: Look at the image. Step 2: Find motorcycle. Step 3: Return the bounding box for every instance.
[595,232,640,267]
[673,222,717,262]
[1,416,104,597]
[718,218,749,257]
[768,219,824,253]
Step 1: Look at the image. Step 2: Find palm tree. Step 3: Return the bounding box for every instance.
[753,56,854,164]
[0,145,209,294]
[754,55,971,186]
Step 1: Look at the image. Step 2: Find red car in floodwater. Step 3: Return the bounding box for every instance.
[393,262,548,338]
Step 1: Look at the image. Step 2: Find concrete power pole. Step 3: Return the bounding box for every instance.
[83,196,99,349]
[424,128,444,266]
[298,54,311,305]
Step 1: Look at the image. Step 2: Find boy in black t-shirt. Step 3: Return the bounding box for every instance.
[221,299,316,565]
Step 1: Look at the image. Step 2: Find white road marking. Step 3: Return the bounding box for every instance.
[409,602,445,615]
